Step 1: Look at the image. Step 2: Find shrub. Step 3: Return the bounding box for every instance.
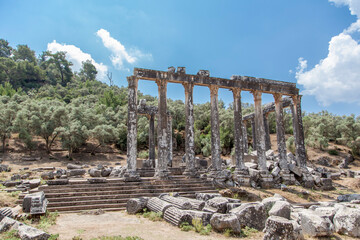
[286,136,295,154]
[328,149,338,155]
[38,211,59,230]
[142,210,162,222]
[180,222,193,232]
[137,150,149,159]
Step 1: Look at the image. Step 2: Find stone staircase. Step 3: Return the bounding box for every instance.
[18,175,218,213]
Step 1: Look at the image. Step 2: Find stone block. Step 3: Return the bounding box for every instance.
[67,169,86,177]
[263,216,302,240]
[210,213,241,234]
[269,201,291,219]
[47,179,69,185]
[230,202,267,231]
[67,163,83,169]
[0,216,16,232]
[89,168,101,177]
[299,210,334,237]
[333,206,360,237]
[203,197,229,214]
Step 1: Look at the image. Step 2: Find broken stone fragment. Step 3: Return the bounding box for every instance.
[263,216,303,240]
[89,168,101,177]
[210,213,241,234]
[67,169,86,177]
[67,163,83,169]
[333,206,360,237]
[203,197,229,214]
[299,210,334,237]
[229,202,267,231]
[268,201,291,219]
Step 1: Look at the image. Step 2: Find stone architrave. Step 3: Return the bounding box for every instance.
[232,88,246,172]
[183,82,196,177]
[291,95,307,168]
[167,115,173,167]
[209,85,221,172]
[251,119,257,151]
[155,79,170,178]
[148,113,156,168]
[263,114,271,150]
[273,93,288,171]
[252,91,267,172]
[125,76,140,181]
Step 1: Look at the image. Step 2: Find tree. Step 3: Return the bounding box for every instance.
[0,57,16,83]
[90,124,118,154]
[0,39,13,58]
[40,51,73,86]
[14,102,36,153]
[0,101,17,152]
[30,100,67,153]
[12,44,37,63]
[80,60,97,81]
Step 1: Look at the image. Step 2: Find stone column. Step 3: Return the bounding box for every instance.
[263,114,271,151]
[232,88,246,172]
[209,85,221,172]
[125,76,140,181]
[148,113,156,168]
[155,79,170,179]
[291,95,307,168]
[183,82,196,177]
[252,91,267,172]
[273,94,288,170]
[242,121,248,154]
[251,118,257,151]
[167,115,173,167]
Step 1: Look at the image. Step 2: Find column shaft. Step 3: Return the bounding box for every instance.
[167,115,173,167]
[251,119,257,150]
[183,83,196,176]
[148,114,156,168]
[242,121,248,154]
[273,94,288,170]
[263,114,271,150]
[292,95,307,167]
[232,88,245,170]
[210,85,221,171]
[155,79,169,178]
[253,91,267,171]
[126,76,140,180]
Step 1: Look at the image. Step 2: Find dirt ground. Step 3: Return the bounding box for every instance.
[47,211,263,240]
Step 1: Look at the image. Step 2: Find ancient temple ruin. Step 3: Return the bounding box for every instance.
[125,67,307,187]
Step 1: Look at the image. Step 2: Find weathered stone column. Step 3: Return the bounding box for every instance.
[183,82,196,177]
[209,85,221,172]
[252,91,267,172]
[263,114,271,151]
[232,88,246,172]
[155,79,170,179]
[251,118,257,151]
[149,113,156,168]
[125,76,140,181]
[242,121,248,154]
[291,95,307,168]
[273,94,288,170]
[167,115,173,167]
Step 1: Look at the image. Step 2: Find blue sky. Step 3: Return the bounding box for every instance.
[0,0,359,115]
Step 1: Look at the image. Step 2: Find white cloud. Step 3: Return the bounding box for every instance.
[47,40,108,81]
[96,28,152,70]
[295,0,360,106]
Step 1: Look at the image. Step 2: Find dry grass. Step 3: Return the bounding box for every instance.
[0,190,19,208]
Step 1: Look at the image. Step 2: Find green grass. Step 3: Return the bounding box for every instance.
[142,209,163,222]
[242,226,258,237]
[10,191,21,198]
[38,211,59,231]
[0,229,21,240]
[180,222,193,232]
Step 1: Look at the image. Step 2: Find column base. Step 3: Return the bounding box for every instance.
[280,170,296,185]
[154,169,170,179]
[183,168,199,178]
[236,174,251,187]
[302,173,315,189]
[259,173,274,189]
[123,170,141,182]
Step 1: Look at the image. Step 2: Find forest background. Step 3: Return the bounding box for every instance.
[0,39,359,160]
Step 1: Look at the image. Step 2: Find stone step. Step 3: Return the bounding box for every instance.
[45,192,216,213]
[44,186,216,198]
[37,183,212,194]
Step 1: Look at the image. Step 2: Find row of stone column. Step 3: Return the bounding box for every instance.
[244,95,306,169]
[126,75,306,180]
